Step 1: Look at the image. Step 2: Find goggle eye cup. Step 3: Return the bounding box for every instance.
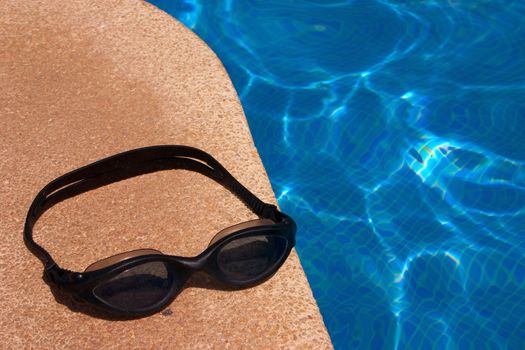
[215,233,290,284]
[85,249,179,313]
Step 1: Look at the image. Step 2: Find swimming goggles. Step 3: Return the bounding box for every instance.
[24,145,296,317]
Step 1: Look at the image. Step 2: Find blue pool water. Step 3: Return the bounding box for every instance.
[149,1,525,348]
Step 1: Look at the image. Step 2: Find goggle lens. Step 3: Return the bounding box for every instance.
[217,234,288,282]
[93,261,173,312]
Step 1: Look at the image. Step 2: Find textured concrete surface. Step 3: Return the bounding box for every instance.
[0,0,332,349]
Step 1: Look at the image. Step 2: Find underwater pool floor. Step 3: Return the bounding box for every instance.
[150,1,525,349]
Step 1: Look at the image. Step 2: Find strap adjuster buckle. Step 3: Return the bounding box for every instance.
[44,265,62,287]
[262,204,280,221]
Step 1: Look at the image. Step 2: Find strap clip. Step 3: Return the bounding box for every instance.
[44,264,63,287]
[261,204,280,221]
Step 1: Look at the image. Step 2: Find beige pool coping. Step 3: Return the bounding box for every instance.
[0,0,332,348]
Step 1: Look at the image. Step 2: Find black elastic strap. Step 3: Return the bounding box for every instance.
[24,145,279,269]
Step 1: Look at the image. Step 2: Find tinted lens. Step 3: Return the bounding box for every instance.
[93,261,173,311]
[217,235,288,281]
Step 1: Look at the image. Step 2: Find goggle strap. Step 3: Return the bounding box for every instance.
[24,145,280,271]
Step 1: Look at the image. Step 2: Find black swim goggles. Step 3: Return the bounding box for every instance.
[24,145,296,317]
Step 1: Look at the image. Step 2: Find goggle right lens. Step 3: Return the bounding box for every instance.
[216,234,288,282]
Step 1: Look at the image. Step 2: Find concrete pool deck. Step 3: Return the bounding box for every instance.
[0,0,332,348]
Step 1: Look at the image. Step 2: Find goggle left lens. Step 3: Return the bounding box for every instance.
[93,260,173,312]
[85,249,174,312]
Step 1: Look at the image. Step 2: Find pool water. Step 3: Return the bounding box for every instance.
[149,1,525,349]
